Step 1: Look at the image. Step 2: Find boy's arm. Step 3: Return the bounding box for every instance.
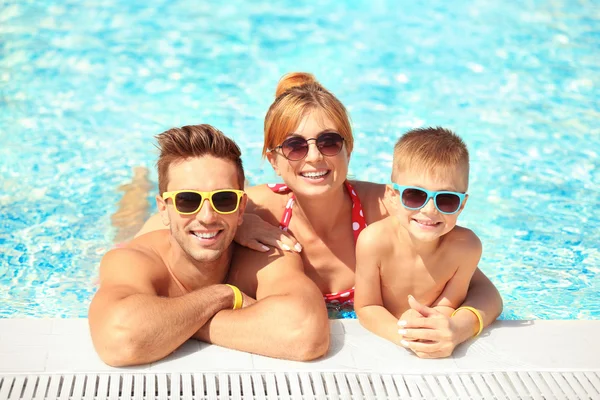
[354,225,402,346]
[194,246,330,361]
[454,267,503,335]
[89,249,235,367]
[430,234,483,318]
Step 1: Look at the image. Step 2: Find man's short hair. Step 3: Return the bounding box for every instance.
[392,127,470,188]
[156,124,245,194]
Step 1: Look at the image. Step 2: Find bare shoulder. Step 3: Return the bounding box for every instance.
[99,232,170,292]
[356,216,396,254]
[245,184,289,225]
[228,244,303,298]
[444,226,483,257]
[349,180,389,223]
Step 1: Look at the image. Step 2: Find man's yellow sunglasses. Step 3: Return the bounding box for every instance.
[162,189,244,215]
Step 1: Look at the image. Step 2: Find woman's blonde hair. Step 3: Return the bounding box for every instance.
[263,72,353,157]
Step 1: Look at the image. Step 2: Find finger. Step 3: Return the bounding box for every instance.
[245,240,271,252]
[398,328,439,342]
[397,333,419,343]
[275,240,294,252]
[400,339,441,353]
[407,295,436,317]
[412,350,448,359]
[398,317,439,330]
[278,233,302,252]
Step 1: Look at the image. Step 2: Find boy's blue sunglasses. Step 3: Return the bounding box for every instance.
[392,184,467,215]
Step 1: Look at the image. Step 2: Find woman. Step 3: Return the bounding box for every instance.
[139,72,503,358]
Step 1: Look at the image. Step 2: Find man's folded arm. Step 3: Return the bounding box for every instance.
[195,246,330,361]
[89,249,234,367]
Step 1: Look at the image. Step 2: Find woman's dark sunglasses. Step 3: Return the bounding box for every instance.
[274,132,345,161]
[392,184,466,215]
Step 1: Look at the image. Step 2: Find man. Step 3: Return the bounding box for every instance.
[89,124,329,367]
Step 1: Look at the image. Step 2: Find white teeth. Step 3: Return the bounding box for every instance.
[414,220,438,226]
[193,231,218,239]
[301,171,328,178]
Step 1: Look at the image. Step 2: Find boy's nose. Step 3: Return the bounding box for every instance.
[421,198,438,214]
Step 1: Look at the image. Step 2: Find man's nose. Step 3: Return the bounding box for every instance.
[196,199,219,223]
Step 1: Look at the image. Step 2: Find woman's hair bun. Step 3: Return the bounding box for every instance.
[275,72,318,97]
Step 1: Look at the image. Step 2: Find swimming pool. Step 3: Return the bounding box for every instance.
[1,0,598,319]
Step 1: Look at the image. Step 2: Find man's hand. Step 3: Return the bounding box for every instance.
[198,247,329,361]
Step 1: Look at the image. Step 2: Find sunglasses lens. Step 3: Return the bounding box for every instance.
[435,193,461,213]
[174,192,203,213]
[211,191,239,213]
[316,133,344,156]
[401,188,428,209]
[281,137,309,161]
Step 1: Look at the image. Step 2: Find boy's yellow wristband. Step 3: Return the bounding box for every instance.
[451,306,484,337]
[225,284,243,310]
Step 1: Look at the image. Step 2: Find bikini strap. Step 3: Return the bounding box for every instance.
[267,183,291,193]
[267,183,294,230]
[267,181,367,238]
[345,181,368,241]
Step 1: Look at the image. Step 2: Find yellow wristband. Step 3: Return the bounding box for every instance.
[451,306,484,337]
[225,284,243,310]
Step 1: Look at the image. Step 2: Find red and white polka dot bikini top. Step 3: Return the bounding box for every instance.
[267,181,367,304]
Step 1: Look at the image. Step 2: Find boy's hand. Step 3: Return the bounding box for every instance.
[396,295,462,358]
[397,307,423,335]
[397,307,424,345]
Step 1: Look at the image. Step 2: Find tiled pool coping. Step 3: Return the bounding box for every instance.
[0,319,599,374]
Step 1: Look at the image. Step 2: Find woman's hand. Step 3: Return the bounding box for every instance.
[396,296,463,359]
[234,213,302,253]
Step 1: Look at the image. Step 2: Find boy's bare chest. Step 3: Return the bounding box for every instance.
[380,250,457,307]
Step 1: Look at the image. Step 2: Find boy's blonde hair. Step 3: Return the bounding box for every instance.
[392,127,470,188]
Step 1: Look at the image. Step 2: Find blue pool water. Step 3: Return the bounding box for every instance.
[1,1,598,319]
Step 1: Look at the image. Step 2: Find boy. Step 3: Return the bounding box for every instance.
[354,127,482,353]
